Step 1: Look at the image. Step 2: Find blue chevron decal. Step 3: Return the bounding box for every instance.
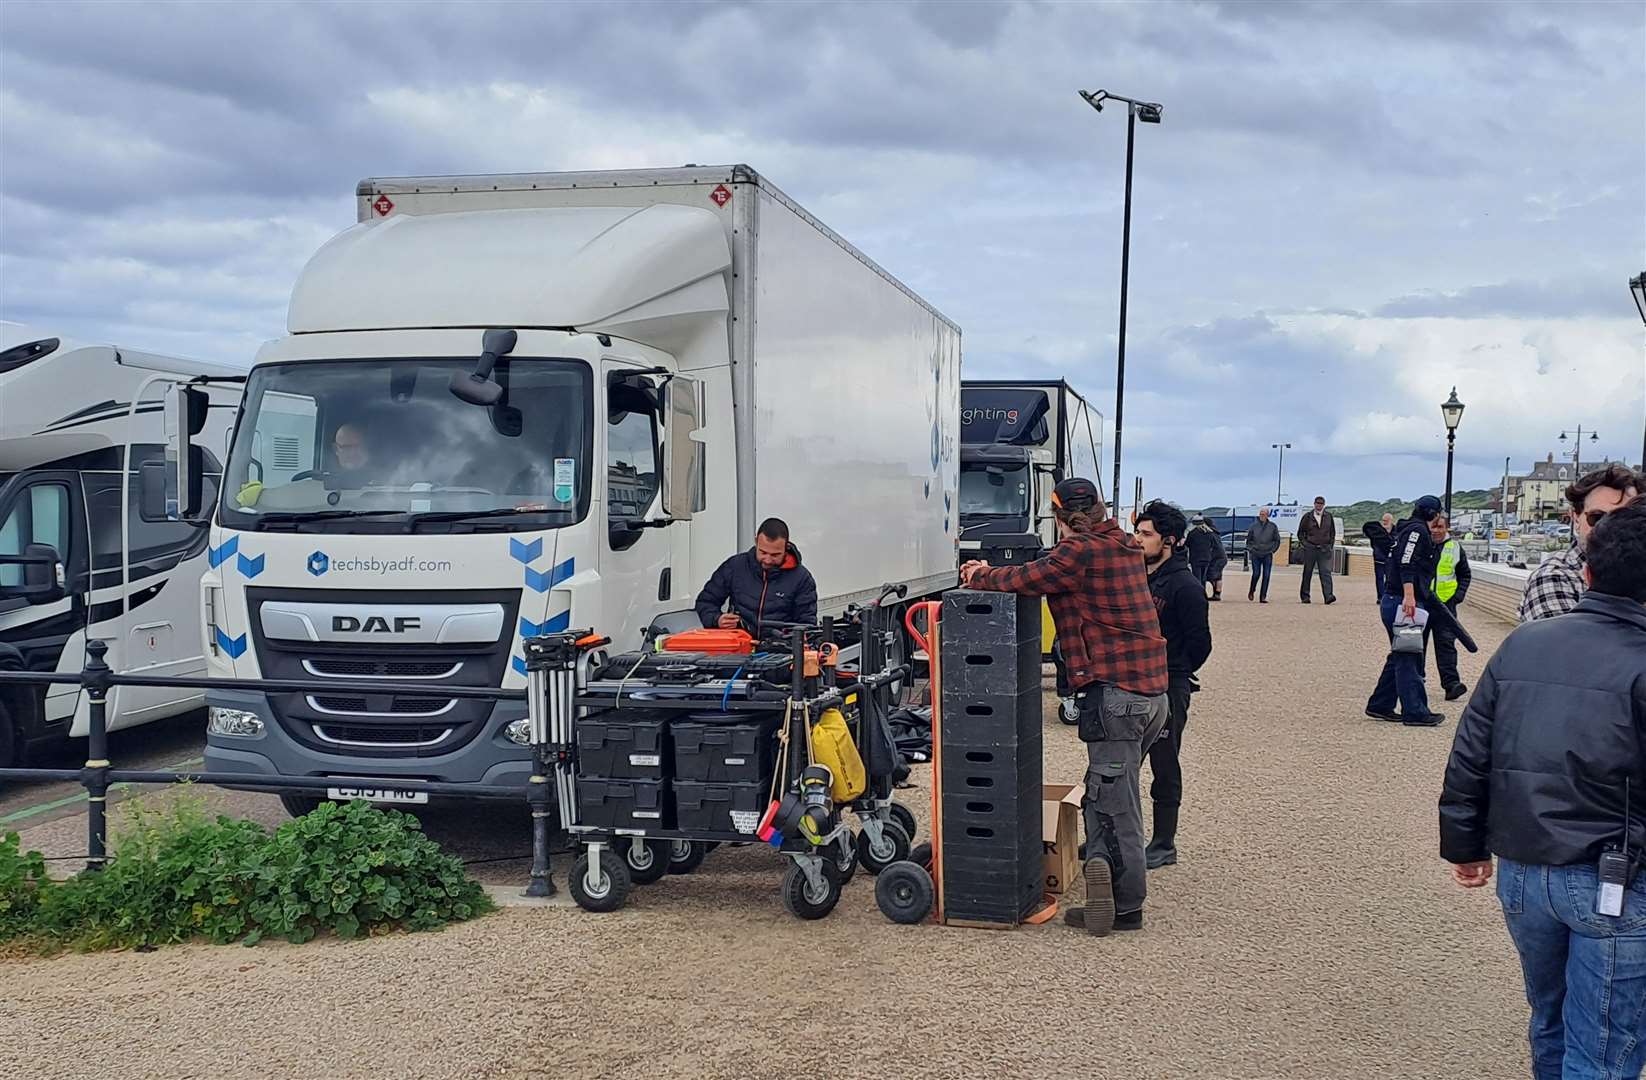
[509,537,543,565]
[523,557,574,594]
[236,552,265,580]
[511,656,528,677]
[207,536,238,569]
[519,615,544,639]
[215,629,247,659]
[544,610,570,633]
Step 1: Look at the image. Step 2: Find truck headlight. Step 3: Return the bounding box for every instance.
[503,718,532,746]
[208,707,265,738]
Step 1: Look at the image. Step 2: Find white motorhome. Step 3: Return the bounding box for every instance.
[182,166,961,813]
[0,324,237,766]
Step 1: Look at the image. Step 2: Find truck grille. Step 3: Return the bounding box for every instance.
[306,694,456,717]
[313,724,454,748]
[304,658,463,679]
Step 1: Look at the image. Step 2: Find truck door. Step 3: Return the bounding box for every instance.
[599,361,675,651]
[0,472,89,733]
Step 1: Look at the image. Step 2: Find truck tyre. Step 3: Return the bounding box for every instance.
[280,794,326,818]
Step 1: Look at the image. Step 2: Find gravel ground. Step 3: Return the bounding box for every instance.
[0,568,1530,1080]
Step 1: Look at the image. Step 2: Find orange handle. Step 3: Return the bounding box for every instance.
[905,600,940,656]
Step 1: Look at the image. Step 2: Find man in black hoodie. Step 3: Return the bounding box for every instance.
[695,517,819,636]
[1134,501,1214,868]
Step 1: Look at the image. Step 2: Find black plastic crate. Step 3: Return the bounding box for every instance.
[576,777,672,831]
[673,780,769,836]
[939,687,1043,745]
[575,710,671,781]
[672,717,780,784]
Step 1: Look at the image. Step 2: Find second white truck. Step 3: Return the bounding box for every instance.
[167,165,960,811]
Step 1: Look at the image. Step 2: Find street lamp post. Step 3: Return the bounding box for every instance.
[1558,425,1600,474]
[1079,88,1162,514]
[1271,442,1291,505]
[1632,271,1645,467]
[1441,388,1465,516]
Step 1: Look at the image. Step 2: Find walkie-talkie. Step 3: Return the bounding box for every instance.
[1596,777,1632,918]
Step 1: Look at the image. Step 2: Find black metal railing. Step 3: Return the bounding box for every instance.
[0,640,526,873]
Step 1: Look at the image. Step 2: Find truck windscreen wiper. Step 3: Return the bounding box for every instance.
[251,509,409,531]
[403,507,566,530]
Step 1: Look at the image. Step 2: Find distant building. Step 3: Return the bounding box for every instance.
[1513,454,1629,522]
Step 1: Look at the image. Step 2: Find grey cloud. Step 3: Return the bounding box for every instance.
[1374,279,1630,319]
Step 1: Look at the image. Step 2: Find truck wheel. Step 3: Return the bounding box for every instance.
[280,794,326,818]
[623,837,670,884]
[888,802,918,844]
[781,860,842,920]
[856,819,911,875]
[666,840,706,875]
[570,849,631,913]
[875,860,934,924]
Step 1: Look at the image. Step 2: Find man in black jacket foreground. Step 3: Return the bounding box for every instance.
[694,517,818,636]
[1439,501,1646,1080]
[1134,502,1213,868]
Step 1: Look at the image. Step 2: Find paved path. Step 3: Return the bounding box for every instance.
[1,568,1530,1079]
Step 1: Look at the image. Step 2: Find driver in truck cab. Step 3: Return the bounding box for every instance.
[695,517,819,636]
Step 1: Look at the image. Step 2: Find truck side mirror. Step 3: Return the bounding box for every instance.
[164,385,210,521]
[660,375,704,521]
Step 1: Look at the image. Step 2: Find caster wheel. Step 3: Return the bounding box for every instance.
[666,839,706,875]
[856,818,911,875]
[909,841,933,873]
[781,860,843,920]
[875,860,934,924]
[831,835,859,886]
[888,802,918,844]
[570,850,632,913]
[622,838,670,885]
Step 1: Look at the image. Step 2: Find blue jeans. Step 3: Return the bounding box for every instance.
[1497,858,1646,1080]
[1248,554,1273,599]
[1366,594,1431,718]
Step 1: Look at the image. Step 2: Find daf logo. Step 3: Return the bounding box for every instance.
[331,615,421,634]
[307,551,330,576]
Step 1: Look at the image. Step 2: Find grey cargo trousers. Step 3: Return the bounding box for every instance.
[1076,684,1170,915]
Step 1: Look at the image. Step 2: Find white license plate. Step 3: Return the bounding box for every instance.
[326,786,429,804]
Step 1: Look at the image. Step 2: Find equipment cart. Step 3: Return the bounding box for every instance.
[523,586,917,920]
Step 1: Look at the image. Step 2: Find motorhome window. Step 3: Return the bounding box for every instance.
[84,446,218,575]
[0,483,70,588]
[219,359,593,529]
[959,464,1031,517]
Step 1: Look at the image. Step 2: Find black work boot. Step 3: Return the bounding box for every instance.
[1063,856,1116,936]
[1145,804,1179,869]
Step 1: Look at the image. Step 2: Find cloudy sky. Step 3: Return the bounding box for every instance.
[2,0,1642,507]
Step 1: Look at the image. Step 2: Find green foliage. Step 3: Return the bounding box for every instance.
[0,799,492,953]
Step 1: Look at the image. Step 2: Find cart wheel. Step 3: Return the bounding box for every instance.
[856,818,911,875]
[876,860,934,924]
[888,802,918,844]
[666,839,707,875]
[570,849,631,913]
[909,841,933,873]
[781,860,843,920]
[831,834,859,886]
[623,838,670,885]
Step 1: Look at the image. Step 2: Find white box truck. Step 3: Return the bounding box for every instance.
[180,165,961,812]
[0,324,238,766]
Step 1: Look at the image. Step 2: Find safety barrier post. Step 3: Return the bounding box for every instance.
[82,639,112,872]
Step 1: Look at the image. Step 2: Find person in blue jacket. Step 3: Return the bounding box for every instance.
[694,517,818,636]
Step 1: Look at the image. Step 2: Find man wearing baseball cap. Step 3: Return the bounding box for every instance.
[961,477,1169,936]
[1366,495,1448,726]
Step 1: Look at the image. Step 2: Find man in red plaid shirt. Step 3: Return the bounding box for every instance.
[962,477,1168,936]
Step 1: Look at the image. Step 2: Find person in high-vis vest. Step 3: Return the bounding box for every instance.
[1431,514,1473,702]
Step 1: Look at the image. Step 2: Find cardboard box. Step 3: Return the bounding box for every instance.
[1042,783,1083,895]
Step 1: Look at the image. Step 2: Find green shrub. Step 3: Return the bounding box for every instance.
[0,798,493,952]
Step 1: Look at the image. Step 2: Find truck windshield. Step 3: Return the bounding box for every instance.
[959,464,1030,517]
[219,358,592,531]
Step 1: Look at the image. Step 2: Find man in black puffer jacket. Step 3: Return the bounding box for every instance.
[1439,500,1646,1080]
[1135,501,1213,869]
[695,517,818,636]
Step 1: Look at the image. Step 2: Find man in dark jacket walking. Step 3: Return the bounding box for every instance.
[1439,501,1646,1080]
[1135,501,1213,869]
[1366,496,1447,726]
[1296,495,1337,604]
[695,517,818,636]
[1364,512,1396,599]
[1185,516,1225,600]
[1245,507,1282,602]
